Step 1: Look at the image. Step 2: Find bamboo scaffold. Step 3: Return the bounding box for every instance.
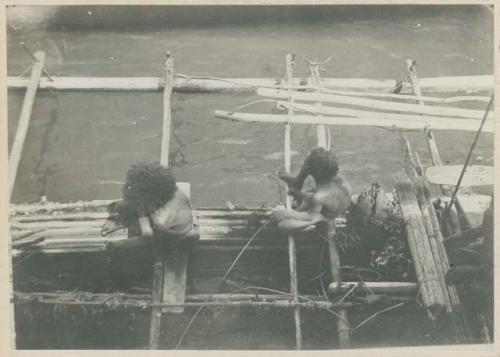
[8,48,494,349]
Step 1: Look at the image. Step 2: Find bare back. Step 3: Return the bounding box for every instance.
[150,188,193,236]
[314,175,352,219]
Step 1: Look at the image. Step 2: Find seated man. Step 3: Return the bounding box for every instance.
[445,197,493,336]
[445,197,493,284]
[101,162,194,249]
[272,148,352,233]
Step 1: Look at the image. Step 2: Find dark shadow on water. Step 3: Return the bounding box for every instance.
[47,5,488,31]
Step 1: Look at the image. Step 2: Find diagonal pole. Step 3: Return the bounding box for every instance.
[9,51,45,198]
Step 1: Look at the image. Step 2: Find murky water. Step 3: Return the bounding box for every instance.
[7,5,494,349]
[7,5,494,207]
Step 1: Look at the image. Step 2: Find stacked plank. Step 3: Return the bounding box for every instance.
[215,82,493,133]
[10,206,290,254]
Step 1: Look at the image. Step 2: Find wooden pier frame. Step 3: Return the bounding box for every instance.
[8,48,494,349]
[9,51,46,197]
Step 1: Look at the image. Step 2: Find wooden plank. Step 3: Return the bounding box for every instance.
[9,51,45,197]
[161,249,188,314]
[426,165,494,186]
[258,88,494,120]
[161,185,190,314]
[7,74,493,93]
[148,253,164,349]
[215,111,493,133]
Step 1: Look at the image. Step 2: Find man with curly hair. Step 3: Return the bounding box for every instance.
[272,148,352,233]
[101,162,193,248]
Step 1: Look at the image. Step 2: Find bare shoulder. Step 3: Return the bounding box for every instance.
[331,174,352,197]
[175,187,193,207]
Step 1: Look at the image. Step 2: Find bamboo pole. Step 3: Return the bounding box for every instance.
[316,87,490,103]
[10,199,115,215]
[13,291,358,310]
[7,74,493,93]
[283,53,303,350]
[215,111,493,133]
[160,51,174,166]
[276,101,492,128]
[10,206,270,218]
[327,219,350,348]
[329,282,417,295]
[306,59,329,149]
[307,59,350,347]
[9,51,45,198]
[257,88,494,120]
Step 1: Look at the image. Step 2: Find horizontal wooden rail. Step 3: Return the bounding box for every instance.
[7,75,493,93]
[214,110,494,133]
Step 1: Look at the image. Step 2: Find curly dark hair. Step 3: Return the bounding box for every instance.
[122,162,177,215]
[304,147,339,182]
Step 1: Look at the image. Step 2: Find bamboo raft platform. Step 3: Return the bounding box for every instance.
[8,49,494,349]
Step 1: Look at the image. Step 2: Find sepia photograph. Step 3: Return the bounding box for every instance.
[3,3,496,351]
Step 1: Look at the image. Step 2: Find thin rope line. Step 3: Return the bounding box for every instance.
[221,221,270,281]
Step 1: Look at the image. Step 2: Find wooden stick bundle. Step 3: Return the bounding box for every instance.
[395,173,448,319]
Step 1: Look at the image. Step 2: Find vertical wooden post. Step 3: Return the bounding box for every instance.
[9,51,45,198]
[149,255,165,349]
[149,51,175,349]
[160,51,174,167]
[311,61,350,347]
[308,62,329,149]
[284,53,302,350]
[326,219,350,348]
